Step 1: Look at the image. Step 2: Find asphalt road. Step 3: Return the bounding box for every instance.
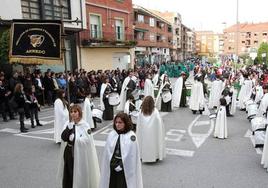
[0,98,268,188]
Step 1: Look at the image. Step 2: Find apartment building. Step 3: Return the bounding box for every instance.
[133,5,173,66]
[80,0,134,70]
[0,0,86,72]
[195,31,222,57]
[181,24,196,59]
[150,11,183,61]
[224,22,268,55]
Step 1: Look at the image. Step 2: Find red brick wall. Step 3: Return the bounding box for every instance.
[82,0,133,41]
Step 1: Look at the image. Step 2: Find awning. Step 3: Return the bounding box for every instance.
[134,28,148,32]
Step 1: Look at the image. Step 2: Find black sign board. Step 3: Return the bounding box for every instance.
[10,20,62,60]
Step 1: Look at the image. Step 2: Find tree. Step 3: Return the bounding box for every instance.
[257,42,268,64]
[0,29,10,64]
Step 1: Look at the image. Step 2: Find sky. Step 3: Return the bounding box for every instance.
[132,0,268,33]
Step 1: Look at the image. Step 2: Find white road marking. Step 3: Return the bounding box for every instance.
[15,134,54,141]
[16,120,54,126]
[0,128,20,134]
[188,116,214,148]
[100,128,113,135]
[165,129,186,142]
[166,148,194,157]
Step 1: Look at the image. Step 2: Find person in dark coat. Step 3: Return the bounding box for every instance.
[25,85,43,128]
[14,83,29,133]
[102,77,114,121]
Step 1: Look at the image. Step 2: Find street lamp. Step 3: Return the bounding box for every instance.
[235,0,239,73]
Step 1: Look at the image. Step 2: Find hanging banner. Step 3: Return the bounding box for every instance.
[9,20,62,64]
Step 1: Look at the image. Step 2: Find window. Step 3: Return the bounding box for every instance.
[21,0,71,20]
[137,15,144,23]
[90,15,101,39]
[137,32,145,40]
[44,0,71,20]
[149,18,155,27]
[115,19,124,40]
[21,0,41,19]
[150,33,155,41]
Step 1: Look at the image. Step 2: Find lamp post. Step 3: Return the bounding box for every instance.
[235,0,239,73]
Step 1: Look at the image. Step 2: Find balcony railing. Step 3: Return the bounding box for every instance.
[80,30,136,48]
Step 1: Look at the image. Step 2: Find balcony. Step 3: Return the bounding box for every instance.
[80,30,136,48]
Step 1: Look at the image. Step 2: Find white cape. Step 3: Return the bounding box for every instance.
[57,120,100,188]
[99,130,143,188]
[117,77,131,111]
[100,83,107,111]
[230,87,237,115]
[255,85,264,103]
[143,78,154,98]
[83,97,95,129]
[214,106,228,139]
[54,98,69,143]
[238,79,253,109]
[189,81,205,111]
[208,79,224,108]
[136,108,166,162]
[172,76,183,108]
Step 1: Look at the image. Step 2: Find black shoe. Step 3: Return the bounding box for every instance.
[3,119,8,122]
[227,114,234,117]
[37,123,43,126]
[21,129,28,133]
[31,125,36,128]
[10,117,17,120]
[240,108,246,111]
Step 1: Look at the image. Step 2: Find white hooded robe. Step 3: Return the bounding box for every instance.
[57,120,100,188]
[99,130,143,188]
[143,78,154,98]
[136,108,166,162]
[214,106,228,139]
[54,98,69,143]
[172,76,183,108]
[83,97,95,129]
[208,79,224,108]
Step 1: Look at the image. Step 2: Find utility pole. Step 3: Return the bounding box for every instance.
[59,0,71,105]
[235,0,239,73]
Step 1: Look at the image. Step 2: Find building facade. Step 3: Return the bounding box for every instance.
[132,5,173,66]
[151,11,183,61]
[80,0,134,71]
[0,0,86,72]
[195,31,222,57]
[223,22,268,55]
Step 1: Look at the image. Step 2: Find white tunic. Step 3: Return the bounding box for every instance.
[54,98,69,143]
[117,77,131,111]
[143,78,154,98]
[57,120,100,188]
[208,79,224,108]
[238,79,253,109]
[189,81,205,111]
[136,108,166,162]
[214,106,228,139]
[172,76,183,108]
[83,97,95,129]
[99,130,143,188]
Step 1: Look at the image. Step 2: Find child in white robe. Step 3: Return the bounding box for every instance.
[214,98,228,139]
